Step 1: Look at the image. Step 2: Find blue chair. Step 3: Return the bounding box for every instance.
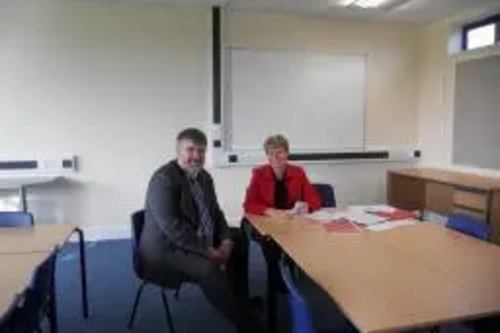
[280,259,358,333]
[10,247,59,333]
[313,184,336,208]
[280,259,316,333]
[446,213,491,241]
[0,211,34,227]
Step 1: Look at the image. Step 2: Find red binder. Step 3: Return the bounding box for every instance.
[323,219,360,233]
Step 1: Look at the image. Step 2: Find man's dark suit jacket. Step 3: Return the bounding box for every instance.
[140,160,231,263]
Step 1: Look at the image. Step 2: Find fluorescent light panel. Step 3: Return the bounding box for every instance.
[337,0,392,8]
[355,0,390,8]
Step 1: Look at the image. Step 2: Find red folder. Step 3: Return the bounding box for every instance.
[323,219,360,233]
[372,209,418,221]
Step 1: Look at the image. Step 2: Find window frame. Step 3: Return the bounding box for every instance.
[462,14,500,51]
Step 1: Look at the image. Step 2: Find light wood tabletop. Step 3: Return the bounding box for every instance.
[389,168,500,191]
[0,223,89,319]
[0,252,50,313]
[368,223,500,319]
[0,224,77,254]
[247,214,500,333]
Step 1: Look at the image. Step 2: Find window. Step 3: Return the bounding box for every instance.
[462,14,500,51]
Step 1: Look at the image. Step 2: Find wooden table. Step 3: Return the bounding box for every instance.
[387,168,500,242]
[0,224,89,321]
[248,215,500,333]
[0,224,77,254]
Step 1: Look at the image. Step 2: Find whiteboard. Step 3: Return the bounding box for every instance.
[228,49,366,151]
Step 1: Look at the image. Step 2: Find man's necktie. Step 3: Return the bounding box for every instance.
[189,178,214,247]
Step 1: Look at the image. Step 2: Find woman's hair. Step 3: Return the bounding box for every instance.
[263,135,289,154]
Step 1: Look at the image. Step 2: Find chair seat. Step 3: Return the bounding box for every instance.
[134,254,186,290]
[140,271,184,290]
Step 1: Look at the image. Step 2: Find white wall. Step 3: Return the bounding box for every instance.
[0,1,418,239]
[0,1,210,237]
[417,4,500,177]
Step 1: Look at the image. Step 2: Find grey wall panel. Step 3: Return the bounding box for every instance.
[453,54,500,170]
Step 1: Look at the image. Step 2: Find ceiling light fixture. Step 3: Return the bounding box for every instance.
[333,0,410,10]
[354,0,390,8]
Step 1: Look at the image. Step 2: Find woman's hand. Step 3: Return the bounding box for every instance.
[264,208,292,219]
[292,201,309,216]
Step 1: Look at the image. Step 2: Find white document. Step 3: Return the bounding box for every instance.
[332,211,388,225]
[349,205,397,214]
[305,209,337,222]
[305,208,388,225]
[366,219,417,232]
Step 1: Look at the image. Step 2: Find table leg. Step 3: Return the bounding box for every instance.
[267,271,278,332]
[48,270,59,333]
[19,186,27,212]
[75,228,89,318]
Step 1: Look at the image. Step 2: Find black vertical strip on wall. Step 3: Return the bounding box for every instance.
[212,7,222,125]
[0,161,38,170]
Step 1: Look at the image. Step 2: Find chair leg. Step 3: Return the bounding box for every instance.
[127,282,147,329]
[48,270,59,333]
[75,228,90,318]
[174,288,181,301]
[160,290,176,333]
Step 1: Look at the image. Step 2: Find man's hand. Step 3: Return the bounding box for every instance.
[219,239,234,261]
[209,239,233,271]
[208,247,226,265]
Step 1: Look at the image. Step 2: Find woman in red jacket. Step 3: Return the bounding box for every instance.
[243,135,321,295]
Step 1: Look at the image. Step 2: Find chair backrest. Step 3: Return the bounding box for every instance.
[0,294,21,332]
[446,213,491,241]
[0,211,34,227]
[131,210,145,247]
[313,184,336,208]
[279,260,316,333]
[12,248,58,333]
[131,210,145,275]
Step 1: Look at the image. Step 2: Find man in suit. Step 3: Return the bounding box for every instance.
[140,128,261,333]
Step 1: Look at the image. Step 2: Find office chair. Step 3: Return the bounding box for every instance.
[0,211,34,227]
[280,258,359,333]
[312,184,336,208]
[280,258,315,333]
[446,213,491,241]
[127,210,183,332]
[10,247,59,333]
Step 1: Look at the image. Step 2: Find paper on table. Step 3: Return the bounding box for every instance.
[349,205,397,214]
[306,209,387,225]
[323,220,360,233]
[332,211,387,225]
[366,219,417,231]
[305,209,336,222]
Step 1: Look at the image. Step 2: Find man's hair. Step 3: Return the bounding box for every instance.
[176,128,208,146]
[264,134,289,153]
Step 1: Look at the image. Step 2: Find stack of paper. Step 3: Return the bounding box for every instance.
[349,205,397,214]
[332,211,387,225]
[366,219,417,231]
[305,209,387,226]
[305,209,337,222]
